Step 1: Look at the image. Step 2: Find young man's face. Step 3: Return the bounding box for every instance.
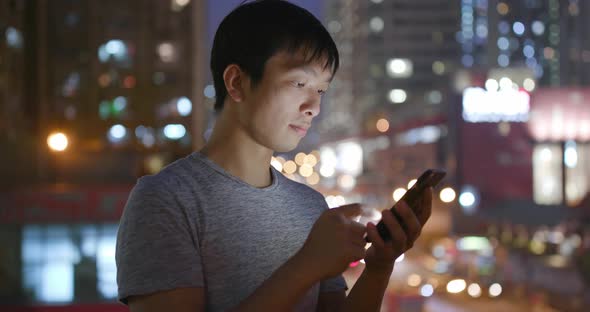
[237,50,333,153]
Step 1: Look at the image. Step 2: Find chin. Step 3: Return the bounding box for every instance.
[273,142,299,153]
[270,137,300,153]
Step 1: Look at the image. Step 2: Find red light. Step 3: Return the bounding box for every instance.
[124,76,136,88]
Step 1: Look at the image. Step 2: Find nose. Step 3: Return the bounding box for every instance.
[301,92,321,117]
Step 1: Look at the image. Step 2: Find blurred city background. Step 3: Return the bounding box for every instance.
[1,0,589,311]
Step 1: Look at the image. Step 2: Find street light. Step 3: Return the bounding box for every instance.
[47,132,68,152]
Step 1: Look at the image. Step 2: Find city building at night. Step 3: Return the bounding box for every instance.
[1,0,206,306]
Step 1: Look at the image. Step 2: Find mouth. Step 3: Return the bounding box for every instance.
[289,125,308,137]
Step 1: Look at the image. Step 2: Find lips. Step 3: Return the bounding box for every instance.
[289,124,309,137]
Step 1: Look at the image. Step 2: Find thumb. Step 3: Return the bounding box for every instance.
[331,203,362,218]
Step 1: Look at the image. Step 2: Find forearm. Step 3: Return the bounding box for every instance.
[230,252,319,312]
[343,266,393,312]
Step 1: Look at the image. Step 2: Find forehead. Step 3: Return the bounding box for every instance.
[266,50,334,79]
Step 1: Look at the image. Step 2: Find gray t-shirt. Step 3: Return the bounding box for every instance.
[116,152,347,311]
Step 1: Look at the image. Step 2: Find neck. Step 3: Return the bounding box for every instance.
[200,110,274,188]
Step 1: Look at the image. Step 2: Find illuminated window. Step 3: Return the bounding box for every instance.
[22,224,119,303]
[533,144,562,205]
[533,143,590,206]
[565,142,590,206]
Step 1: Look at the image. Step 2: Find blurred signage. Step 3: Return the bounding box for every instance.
[320,140,363,177]
[462,87,530,123]
[1,186,132,224]
[528,88,590,142]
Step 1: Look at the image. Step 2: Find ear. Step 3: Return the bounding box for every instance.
[223,64,247,103]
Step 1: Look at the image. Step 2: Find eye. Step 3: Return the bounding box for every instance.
[294,82,306,88]
[317,89,326,95]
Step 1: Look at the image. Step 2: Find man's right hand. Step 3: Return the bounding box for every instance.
[297,204,367,280]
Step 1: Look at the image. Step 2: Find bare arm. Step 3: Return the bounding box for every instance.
[342,267,393,312]
[315,268,392,312]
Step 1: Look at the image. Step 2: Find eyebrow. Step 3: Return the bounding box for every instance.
[296,66,333,83]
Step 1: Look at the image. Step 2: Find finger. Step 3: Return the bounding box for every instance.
[349,246,366,262]
[349,221,367,236]
[351,236,367,249]
[332,203,362,219]
[395,201,422,240]
[381,210,407,250]
[366,222,386,249]
[418,187,433,225]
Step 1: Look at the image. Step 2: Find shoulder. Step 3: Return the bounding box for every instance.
[134,153,201,196]
[276,170,328,209]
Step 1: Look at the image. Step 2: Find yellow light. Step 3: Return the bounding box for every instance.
[497,2,509,15]
[376,118,390,133]
[303,154,318,167]
[47,132,69,152]
[427,278,439,289]
[299,164,313,177]
[275,156,286,164]
[407,179,417,189]
[446,279,466,294]
[306,172,320,185]
[432,61,445,75]
[407,274,422,287]
[283,160,297,174]
[529,239,546,255]
[294,152,306,166]
[174,0,190,7]
[337,174,356,190]
[440,187,456,203]
[145,155,164,174]
[310,150,320,160]
[392,188,406,202]
[270,157,283,172]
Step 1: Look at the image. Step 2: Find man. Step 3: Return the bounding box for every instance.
[115,1,432,311]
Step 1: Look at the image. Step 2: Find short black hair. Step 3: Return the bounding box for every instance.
[210,0,339,112]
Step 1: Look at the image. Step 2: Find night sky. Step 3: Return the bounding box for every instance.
[207,0,323,43]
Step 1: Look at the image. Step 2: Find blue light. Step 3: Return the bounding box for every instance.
[98,45,109,62]
[176,97,192,116]
[163,124,186,140]
[523,45,535,58]
[105,40,125,55]
[113,96,127,112]
[476,24,488,38]
[5,26,23,48]
[108,124,127,141]
[203,85,216,99]
[526,57,538,68]
[534,65,544,78]
[513,22,525,36]
[497,37,509,50]
[498,54,510,67]
[462,55,474,67]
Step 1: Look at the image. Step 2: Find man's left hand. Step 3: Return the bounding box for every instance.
[363,187,433,272]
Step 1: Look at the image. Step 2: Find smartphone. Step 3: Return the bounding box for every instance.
[370,169,447,242]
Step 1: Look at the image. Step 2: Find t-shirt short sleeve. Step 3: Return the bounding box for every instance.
[115,176,204,304]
